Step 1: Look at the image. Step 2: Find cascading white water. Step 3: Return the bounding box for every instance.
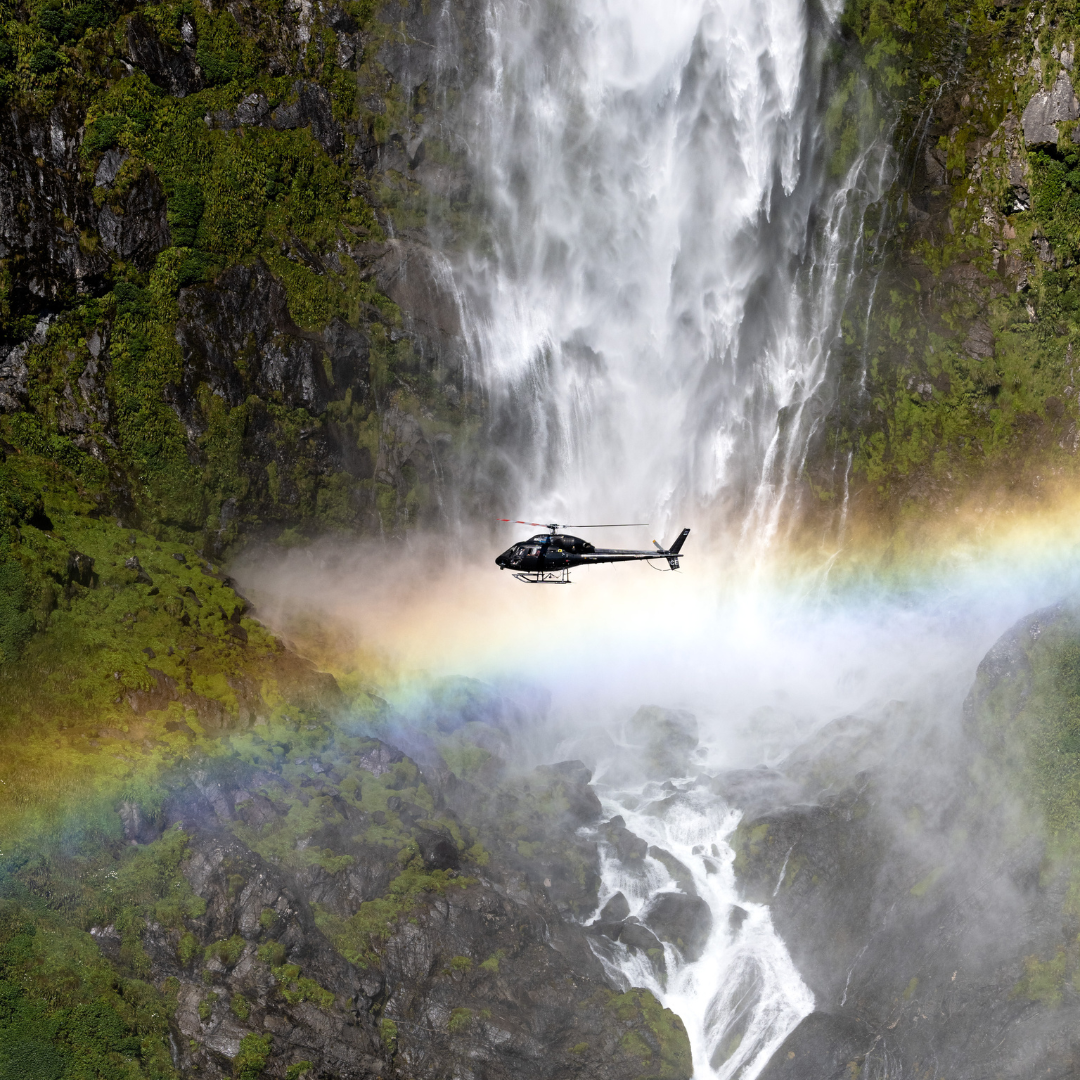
[585,777,814,1080]
[440,0,899,1074]
[462,0,892,547]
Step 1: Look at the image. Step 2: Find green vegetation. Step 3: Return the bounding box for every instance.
[314,860,473,968]
[270,964,334,1009]
[233,1033,272,1080]
[799,0,1080,534]
[1,0,473,564]
[447,1006,473,1033]
[378,1017,397,1054]
[0,902,178,1079]
[592,988,693,1080]
[1012,948,1071,1006]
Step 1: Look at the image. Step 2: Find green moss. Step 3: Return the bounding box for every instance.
[285,1062,313,1080]
[1012,949,1069,1006]
[447,1006,473,1033]
[909,867,943,898]
[479,949,504,974]
[270,964,334,1009]
[314,861,471,968]
[379,1017,397,1053]
[619,1031,652,1060]
[257,941,287,967]
[598,989,692,1080]
[233,1033,272,1080]
[207,934,247,968]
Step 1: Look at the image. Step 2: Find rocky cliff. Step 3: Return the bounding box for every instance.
[0,642,692,1079]
[724,605,1080,1079]
[0,0,481,563]
[797,0,1080,539]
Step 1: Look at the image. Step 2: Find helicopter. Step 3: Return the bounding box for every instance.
[495,520,691,584]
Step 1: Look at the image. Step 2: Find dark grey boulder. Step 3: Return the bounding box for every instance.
[648,845,697,895]
[271,81,344,155]
[599,891,630,922]
[97,172,170,269]
[757,1013,870,1080]
[642,891,713,961]
[601,816,648,863]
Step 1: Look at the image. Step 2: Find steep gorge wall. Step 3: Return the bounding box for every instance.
[0,0,480,562]
[806,0,1080,539]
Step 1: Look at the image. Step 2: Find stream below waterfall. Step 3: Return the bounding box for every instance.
[586,776,813,1080]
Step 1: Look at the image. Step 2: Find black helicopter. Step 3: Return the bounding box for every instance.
[495,520,691,584]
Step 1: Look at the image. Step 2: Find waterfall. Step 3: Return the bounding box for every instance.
[458,0,892,548]
[432,0,904,1075]
[585,776,815,1080]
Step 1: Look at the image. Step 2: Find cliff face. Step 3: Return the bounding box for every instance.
[0,634,693,1080]
[726,606,1080,1080]
[0,0,479,560]
[805,0,1080,534]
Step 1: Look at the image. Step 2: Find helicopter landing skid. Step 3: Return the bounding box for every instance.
[512,569,572,584]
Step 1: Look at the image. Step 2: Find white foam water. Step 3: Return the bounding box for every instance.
[442,0,899,1072]
[584,776,813,1080]
[460,0,892,549]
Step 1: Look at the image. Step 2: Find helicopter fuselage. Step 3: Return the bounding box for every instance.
[495,533,670,573]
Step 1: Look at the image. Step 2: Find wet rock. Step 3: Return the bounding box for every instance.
[93,149,129,188]
[119,800,165,844]
[962,320,995,360]
[271,80,344,155]
[728,905,748,932]
[757,1013,870,1080]
[641,891,712,961]
[125,555,154,585]
[648,845,697,895]
[176,261,330,417]
[0,317,51,412]
[124,14,204,96]
[415,828,460,871]
[1022,71,1080,147]
[537,759,603,823]
[618,917,664,954]
[127,667,180,715]
[600,892,630,923]
[97,172,170,269]
[369,239,465,365]
[627,705,699,778]
[66,550,96,588]
[0,105,108,316]
[706,961,764,1070]
[600,816,648,864]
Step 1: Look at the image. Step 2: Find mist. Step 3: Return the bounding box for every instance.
[228,522,1080,1077]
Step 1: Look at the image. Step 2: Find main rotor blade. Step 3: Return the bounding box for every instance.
[561,523,649,529]
[498,519,550,527]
